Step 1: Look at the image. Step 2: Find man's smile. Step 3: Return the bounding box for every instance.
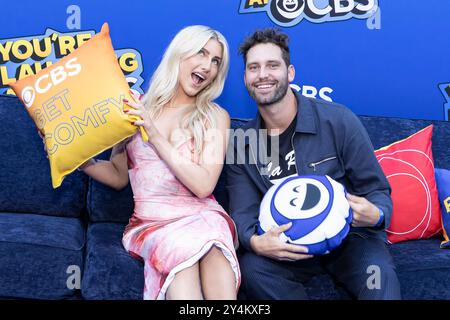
[254,81,277,92]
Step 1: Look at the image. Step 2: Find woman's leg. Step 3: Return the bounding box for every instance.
[166,262,203,300]
[200,246,237,300]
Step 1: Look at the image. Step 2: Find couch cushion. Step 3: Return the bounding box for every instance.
[0,94,88,218]
[87,178,134,223]
[87,150,134,223]
[0,212,85,299]
[390,238,450,299]
[82,223,143,299]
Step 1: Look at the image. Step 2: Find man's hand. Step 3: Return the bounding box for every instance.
[347,193,381,227]
[250,222,313,261]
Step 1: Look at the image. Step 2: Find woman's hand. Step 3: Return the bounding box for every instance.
[123,91,162,144]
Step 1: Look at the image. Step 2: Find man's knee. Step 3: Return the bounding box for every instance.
[239,252,267,280]
[238,251,312,300]
[329,235,402,299]
[238,252,272,298]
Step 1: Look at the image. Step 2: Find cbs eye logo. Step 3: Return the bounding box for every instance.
[271,0,305,23]
[19,57,81,109]
[240,0,379,27]
[21,86,36,108]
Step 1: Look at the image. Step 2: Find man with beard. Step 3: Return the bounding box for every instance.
[226,28,401,299]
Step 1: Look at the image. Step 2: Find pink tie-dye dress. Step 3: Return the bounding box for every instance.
[122,133,240,300]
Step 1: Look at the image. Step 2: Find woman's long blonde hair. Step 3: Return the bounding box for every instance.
[143,25,230,153]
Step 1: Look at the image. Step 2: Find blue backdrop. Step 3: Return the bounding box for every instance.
[0,0,449,121]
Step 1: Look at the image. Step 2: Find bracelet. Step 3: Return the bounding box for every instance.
[375,207,385,227]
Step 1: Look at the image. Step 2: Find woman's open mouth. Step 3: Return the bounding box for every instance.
[191,72,206,86]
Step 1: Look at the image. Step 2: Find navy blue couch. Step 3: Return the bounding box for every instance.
[1,93,449,300]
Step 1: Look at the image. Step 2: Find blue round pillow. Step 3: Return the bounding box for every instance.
[258,175,353,255]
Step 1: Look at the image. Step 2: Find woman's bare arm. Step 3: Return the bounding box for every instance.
[79,141,129,191]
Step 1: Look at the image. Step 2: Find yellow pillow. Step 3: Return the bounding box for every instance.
[9,23,147,188]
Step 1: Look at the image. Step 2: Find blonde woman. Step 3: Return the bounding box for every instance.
[79,26,240,300]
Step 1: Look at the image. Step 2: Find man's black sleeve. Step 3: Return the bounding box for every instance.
[341,110,393,229]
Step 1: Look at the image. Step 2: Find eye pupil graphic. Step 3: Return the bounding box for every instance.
[289,183,321,211]
[300,183,321,210]
[289,198,297,207]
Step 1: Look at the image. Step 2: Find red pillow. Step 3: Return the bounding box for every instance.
[374,125,442,244]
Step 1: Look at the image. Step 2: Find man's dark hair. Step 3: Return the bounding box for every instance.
[239,28,290,67]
